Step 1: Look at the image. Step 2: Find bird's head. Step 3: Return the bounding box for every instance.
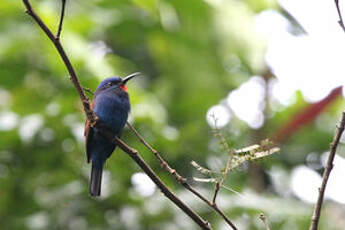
[96,72,140,94]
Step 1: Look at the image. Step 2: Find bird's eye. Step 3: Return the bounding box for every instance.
[107,82,113,86]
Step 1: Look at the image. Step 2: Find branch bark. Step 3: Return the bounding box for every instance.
[56,0,66,39]
[126,122,238,230]
[22,1,211,229]
[309,111,345,230]
[335,0,345,32]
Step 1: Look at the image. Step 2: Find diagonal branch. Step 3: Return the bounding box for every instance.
[22,1,211,229]
[79,90,235,229]
[335,0,345,32]
[126,122,238,230]
[309,111,345,230]
[56,0,66,39]
[22,0,93,122]
[111,134,211,230]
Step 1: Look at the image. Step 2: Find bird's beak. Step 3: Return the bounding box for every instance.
[121,72,141,85]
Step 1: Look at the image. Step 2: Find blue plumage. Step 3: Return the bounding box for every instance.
[85,74,139,197]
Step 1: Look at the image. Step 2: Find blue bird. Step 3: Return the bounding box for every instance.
[84,73,140,196]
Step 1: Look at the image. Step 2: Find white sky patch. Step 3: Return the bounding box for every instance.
[89,40,112,58]
[227,76,265,129]
[143,196,166,216]
[92,8,122,27]
[278,0,344,37]
[0,88,12,107]
[206,104,231,128]
[291,165,321,203]
[255,10,290,38]
[98,170,112,199]
[34,181,83,206]
[62,139,75,153]
[71,123,85,142]
[268,78,296,107]
[45,102,60,116]
[39,128,55,142]
[306,152,322,170]
[120,206,140,230]
[0,111,19,131]
[26,212,49,230]
[132,98,167,125]
[266,33,344,102]
[19,114,44,142]
[162,125,179,140]
[159,1,180,32]
[292,154,345,204]
[62,114,85,142]
[63,114,79,126]
[64,35,114,78]
[268,166,291,197]
[88,40,114,78]
[131,172,156,197]
[256,2,345,103]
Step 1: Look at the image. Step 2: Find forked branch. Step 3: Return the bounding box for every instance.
[126,122,238,230]
[22,1,210,229]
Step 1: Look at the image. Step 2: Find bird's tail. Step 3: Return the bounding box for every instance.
[90,163,103,197]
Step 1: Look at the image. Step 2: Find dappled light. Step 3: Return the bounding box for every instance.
[1,0,345,229]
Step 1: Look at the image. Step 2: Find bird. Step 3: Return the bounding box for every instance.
[84,72,140,197]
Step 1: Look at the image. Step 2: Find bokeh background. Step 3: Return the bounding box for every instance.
[1,0,345,229]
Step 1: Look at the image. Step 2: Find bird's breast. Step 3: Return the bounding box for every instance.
[93,93,130,133]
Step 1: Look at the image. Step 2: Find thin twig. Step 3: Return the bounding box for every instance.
[309,111,345,230]
[22,0,93,122]
[210,116,234,203]
[259,213,271,230]
[56,0,66,39]
[211,182,220,205]
[22,1,211,229]
[335,0,345,32]
[126,122,188,183]
[126,122,238,230]
[82,86,95,96]
[113,136,211,230]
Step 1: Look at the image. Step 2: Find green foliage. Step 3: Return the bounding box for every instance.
[0,0,343,229]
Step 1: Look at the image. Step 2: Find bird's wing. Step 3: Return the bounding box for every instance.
[84,100,95,163]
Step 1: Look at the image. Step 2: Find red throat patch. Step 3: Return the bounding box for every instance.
[120,85,128,92]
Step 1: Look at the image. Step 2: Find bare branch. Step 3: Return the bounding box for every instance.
[309,111,345,230]
[113,136,211,230]
[22,1,211,229]
[56,0,66,39]
[126,122,238,230]
[211,123,233,204]
[212,182,220,205]
[335,0,345,32]
[22,0,93,122]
